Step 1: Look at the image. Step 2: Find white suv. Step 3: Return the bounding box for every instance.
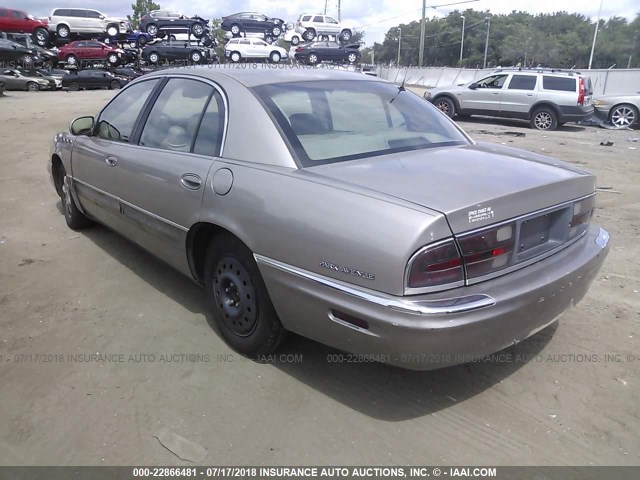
[48,8,132,39]
[295,14,352,42]
[224,38,288,63]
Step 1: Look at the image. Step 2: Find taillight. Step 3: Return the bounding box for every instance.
[458,223,516,278]
[295,47,304,52]
[569,195,595,239]
[578,77,585,106]
[407,240,464,289]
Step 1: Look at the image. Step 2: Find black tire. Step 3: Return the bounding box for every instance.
[66,54,78,66]
[303,29,316,41]
[26,81,39,92]
[434,96,456,118]
[68,81,79,91]
[147,52,160,64]
[107,53,119,65]
[272,26,282,37]
[291,35,300,46]
[204,234,286,357]
[190,50,202,63]
[341,29,352,41]
[136,36,148,47]
[145,24,158,37]
[531,107,558,130]
[609,103,639,128]
[269,51,281,63]
[347,52,357,64]
[57,24,70,38]
[109,80,121,89]
[307,53,319,65]
[230,24,241,37]
[58,167,92,230]
[230,51,241,63]
[34,27,49,47]
[106,25,119,37]
[191,22,205,38]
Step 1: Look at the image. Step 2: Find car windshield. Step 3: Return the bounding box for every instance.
[253,80,469,166]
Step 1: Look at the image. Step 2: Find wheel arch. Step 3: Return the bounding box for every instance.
[432,93,461,112]
[528,101,560,119]
[51,154,64,197]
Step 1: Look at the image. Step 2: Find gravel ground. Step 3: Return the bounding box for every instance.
[0,89,638,466]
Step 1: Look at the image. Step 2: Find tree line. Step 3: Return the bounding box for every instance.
[361,9,640,69]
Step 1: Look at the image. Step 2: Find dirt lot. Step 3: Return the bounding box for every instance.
[0,89,639,466]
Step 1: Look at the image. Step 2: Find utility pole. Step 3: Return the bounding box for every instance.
[324,0,328,15]
[628,31,637,69]
[459,15,465,65]
[338,0,341,22]
[483,17,490,69]
[418,0,426,67]
[588,0,603,69]
[397,27,402,66]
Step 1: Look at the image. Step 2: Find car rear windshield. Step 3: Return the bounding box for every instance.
[253,80,469,167]
[542,76,576,92]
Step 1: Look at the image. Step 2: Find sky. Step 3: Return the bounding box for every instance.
[6,0,639,45]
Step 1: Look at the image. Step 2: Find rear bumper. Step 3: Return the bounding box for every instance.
[558,104,594,123]
[256,225,609,370]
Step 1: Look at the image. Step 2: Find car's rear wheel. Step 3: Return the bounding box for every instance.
[190,51,202,63]
[434,96,455,118]
[107,53,119,65]
[272,26,282,37]
[106,25,119,37]
[34,27,49,46]
[341,29,352,41]
[191,23,205,38]
[148,52,160,63]
[26,81,39,92]
[204,234,286,357]
[531,107,558,130]
[57,24,70,38]
[58,167,92,230]
[66,54,77,66]
[291,35,300,46]
[136,36,148,47]
[308,53,319,65]
[303,28,316,41]
[609,104,638,128]
[347,52,357,64]
[201,34,213,47]
[146,24,158,36]
[269,51,281,63]
[230,24,241,36]
[67,81,79,91]
[109,80,121,90]
[230,51,241,63]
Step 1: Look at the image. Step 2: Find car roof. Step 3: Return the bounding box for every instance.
[145,66,385,88]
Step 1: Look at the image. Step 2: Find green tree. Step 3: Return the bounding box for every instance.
[129,0,161,30]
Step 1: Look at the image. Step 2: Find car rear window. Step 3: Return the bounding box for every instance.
[542,76,576,92]
[254,80,469,167]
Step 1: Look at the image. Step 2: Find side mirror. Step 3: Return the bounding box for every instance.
[70,116,94,136]
[469,83,478,90]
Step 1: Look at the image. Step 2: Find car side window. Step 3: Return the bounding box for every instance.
[12,10,23,18]
[477,74,508,89]
[240,39,250,45]
[542,76,576,92]
[313,16,324,22]
[139,78,213,153]
[96,79,159,143]
[0,10,7,17]
[507,75,537,90]
[86,10,101,19]
[193,90,225,156]
[302,16,311,21]
[326,17,338,24]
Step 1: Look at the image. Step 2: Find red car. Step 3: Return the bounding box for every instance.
[57,40,123,67]
[0,8,49,46]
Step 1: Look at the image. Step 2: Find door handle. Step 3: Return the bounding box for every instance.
[105,156,118,167]
[180,173,202,190]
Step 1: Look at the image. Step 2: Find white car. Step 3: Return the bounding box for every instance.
[294,13,352,42]
[48,8,131,39]
[224,38,288,63]
[283,28,302,46]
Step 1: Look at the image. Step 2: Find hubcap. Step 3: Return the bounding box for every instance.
[148,25,157,35]
[436,101,450,114]
[108,27,118,36]
[59,27,69,37]
[348,54,356,63]
[272,53,280,62]
[213,257,257,336]
[62,175,72,216]
[232,53,240,62]
[310,54,317,63]
[535,112,552,129]
[36,30,46,41]
[150,54,158,62]
[192,53,201,62]
[194,24,203,35]
[67,56,76,64]
[273,28,281,36]
[611,107,636,127]
[231,25,239,34]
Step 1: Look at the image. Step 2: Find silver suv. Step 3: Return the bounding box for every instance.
[295,13,352,42]
[423,68,594,130]
[48,8,131,39]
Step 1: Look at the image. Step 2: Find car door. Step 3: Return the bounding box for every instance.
[312,15,324,34]
[500,74,538,116]
[2,70,20,89]
[106,77,225,274]
[71,78,161,232]
[9,10,25,32]
[458,74,508,113]
[251,39,268,58]
[324,16,340,35]
[85,10,104,33]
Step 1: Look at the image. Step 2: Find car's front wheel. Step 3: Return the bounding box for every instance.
[230,51,241,63]
[136,36,148,47]
[67,81,79,91]
[106,25,119,37]
[58,167,92,230]
[109,80,121,90]
[609,104,638,128]
[341,29,352,41]
[204,234,286,357]
[269,51,281,63]
[26,81,39,92]
[190,51,202,63]
[147,52,160,63]
[434,96,456,118]
[34,27,49,46]
[303,28,316,41]
[57,24,70,38]
[191,23,205,38]
[272,26,282,37]
[66,54,78,66]
[308,53,319,65]
[230,24,241,36]
[291,35,300,46]
[531,107,558,130]
[347,52,357,64]
[146,24,158,37]
[107,53,119,65]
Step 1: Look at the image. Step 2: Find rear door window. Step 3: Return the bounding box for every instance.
[542,76,576,92]
[507,75,537,90]
[313,16,324,23]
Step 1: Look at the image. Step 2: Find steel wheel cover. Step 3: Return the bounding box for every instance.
[213,256,258,336]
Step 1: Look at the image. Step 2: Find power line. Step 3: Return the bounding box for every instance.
[356,0,480,29]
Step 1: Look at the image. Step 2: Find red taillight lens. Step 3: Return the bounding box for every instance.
[578,77,585,106]
[458,222,515,278]
[295,47,304,52]
[569,195,595,239]
[408,240,464,288]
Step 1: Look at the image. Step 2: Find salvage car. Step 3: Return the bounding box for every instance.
[48,8,131,39]
[224,38,288,63]
[0,7,49,46]
[0,38,36,65]
[61,69,128,90]
[48,68,610,370]
[1,32,58,64]
[140,10,209,39]
[142,39,212,64]
[295,13,353,42]
[57,40,123,67]
[592,94,640,128]
[0,68,51,90]
[294,41,360,65]
[221,12,284,38]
